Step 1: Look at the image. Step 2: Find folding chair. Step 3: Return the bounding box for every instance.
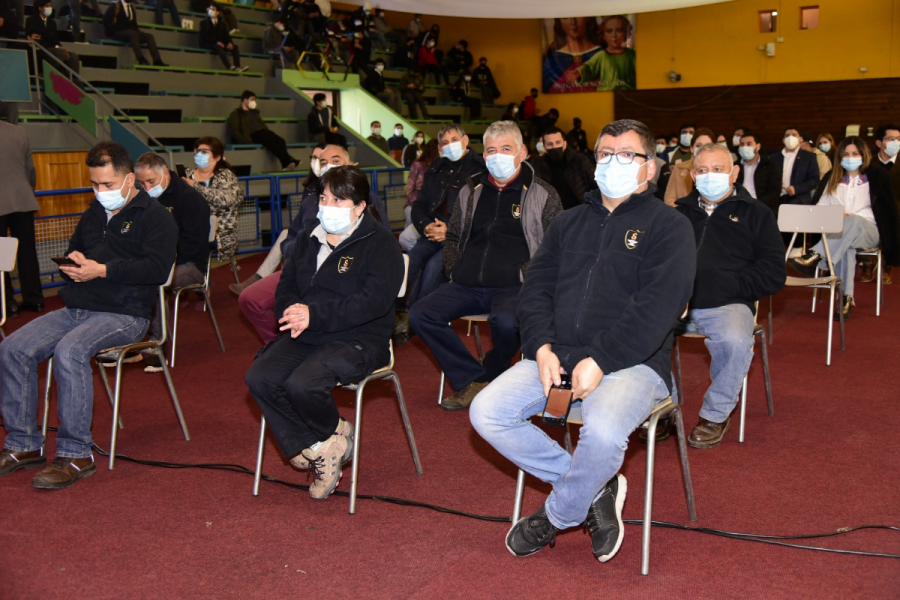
[41,265,190,469]
[778,204,845,365]
[0,237,19,340]
[253,255,423,514]
[510,398,697,576]
[437,314,488,405]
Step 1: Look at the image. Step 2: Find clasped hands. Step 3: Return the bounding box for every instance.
[279,303,310,338]
[536,344,604,400]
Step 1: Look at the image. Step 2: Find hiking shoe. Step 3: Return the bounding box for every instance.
[441,381,488,411]
[301,432,349,500]
[688,417,730,449]
[506,505,558,557]
[229,273,261,296]
[290,419,354,470]
[0,448,46,477]
[98,350,142,367]
[143,352,165,373]
[583,473,627,562]
[637,416,672,444]
[32,456,96,490]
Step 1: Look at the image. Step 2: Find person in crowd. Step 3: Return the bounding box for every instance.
[301,0,327,35]
[199,3,247,72]
[228,91,300,171]
[183,136,243,264]
[395,35,417,70]
[192,0,238,33]
[530,126,596,210]
[348,30,371,74]
[367,120,390,155]
[716,133,738,162]
[800,131,831,180]
[133,152,211,372]
[237,145,390,343]
[790,137,900,319]
[402,130,425,167]
[665,128,714,206]
[668,143,785,448]
[868,124,900,283]
[26,1,80,77]
[734,129,782,213]
[0,0,21,43]
[817,132,836,165]
[368,7,389,51]
[567,118,589,154]
[0,141,177,489]
[245,165,404,501]
[564,15,635,91]
[399,139,440,252]
[501,103,519,122]
[521,88,540,140]
[152,0,180,27]
[668,123,696,165]
[771,127,820,205]
[449,69,481,120]
[472,56,499,104]
[417,36,441,85]
[732,127,746,151]
[363,59,402,115]
[655,136,669,164]
[534,108,559,140]
[388,124,409,164]
[649,137,671,200]
[409,121,563,410]
[399,65,429,120]
[68,0,101,41]
[405,125,485,313]
[0,120,43,317]
[416,23,439,50]
[262,18,302,67]
[667,134,679,149]
[306,92,337,144]
[103,0,167,66]
[406,12,423,39]
[442,39,472,85]
[470,119,695,563]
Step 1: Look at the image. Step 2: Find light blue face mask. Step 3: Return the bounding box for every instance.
[194,152,210,169]
[818,142,832,154]
[485,153,517,180]
[738,146,756,162]
[594,159,644,199]
[841,157,863,172]
[695,172,732,202]
[885,140,900,158]
[147,182,164,198]
[317,204,357,234]
[95,177,130,211]
[443,141,464,161]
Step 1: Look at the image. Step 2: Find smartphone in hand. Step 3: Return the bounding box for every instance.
[51,256,80,268]
[542,374,573,427]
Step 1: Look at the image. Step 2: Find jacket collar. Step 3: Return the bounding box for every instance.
[674,184,756,213]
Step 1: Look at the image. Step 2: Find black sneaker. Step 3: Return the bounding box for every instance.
[505,505,558,557]
[583,473,627,562]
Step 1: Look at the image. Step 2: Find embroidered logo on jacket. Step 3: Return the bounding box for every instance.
[511,204,522,219]
[624,229,644,249]
[729,215,739,222]
[120,221,133,234]
[338,256,354,273]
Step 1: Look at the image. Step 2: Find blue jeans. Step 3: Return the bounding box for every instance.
[409,282,520,390]
[404,237,444,308]
[0,308,148,458]
[470,360,669,529]
[680,304,755,423]
[811,214,879,299]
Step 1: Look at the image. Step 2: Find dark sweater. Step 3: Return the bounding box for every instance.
[155,171,212,271]
[517,187,696,389]
[103,1,141,36]
[25,15,61,48]
[411,149,486,236]
[530,147,597,210]
[60,192,178,319]
[675,186,786,313]
[199,16,233,49]
[274,214,404,346]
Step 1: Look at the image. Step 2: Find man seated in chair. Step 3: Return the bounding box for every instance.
[409,121,563,411]
[134,152,211,373]
[470,120,695,563]
[0,142,177,489]
[245,166,403,501]
[671,143,785,449]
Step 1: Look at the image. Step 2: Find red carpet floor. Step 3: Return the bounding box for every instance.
[1,255,898,599]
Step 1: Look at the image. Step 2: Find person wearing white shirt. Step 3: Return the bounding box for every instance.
[869,124,900,283]
[789,137,900,319]
[734,130,782,213]
[772,127,820,205]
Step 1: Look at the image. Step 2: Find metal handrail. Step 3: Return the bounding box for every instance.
[0,36,174,167]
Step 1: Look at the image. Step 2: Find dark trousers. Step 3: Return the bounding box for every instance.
[401,91,429,119]
[110,30,162,63]
[403,237,444,308]
[1,211,43,308]
[41,47,80,78]
[209,43,241,69]
[251,129,294,168]
[153,0,181,26]
[69,0,101,32]
[245,336,387,457]
[408,282,521,391]
[461,96,481,120]
[421,63,441,85]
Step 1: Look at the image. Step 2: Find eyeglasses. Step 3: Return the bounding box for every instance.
[595,150,649,165]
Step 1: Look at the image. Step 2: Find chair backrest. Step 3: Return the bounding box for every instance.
[157,264,176,344]
[0,237,19,272]
[209,215,218,243]
[397,253,410,298]
[777,204,844,235]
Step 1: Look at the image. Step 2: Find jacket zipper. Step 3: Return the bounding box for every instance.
[573,211,612,336]
[477,186,502,284]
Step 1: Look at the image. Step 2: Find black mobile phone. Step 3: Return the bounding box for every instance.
[542,374,573,427]
[175,163,187,178]
[51,256,80,267]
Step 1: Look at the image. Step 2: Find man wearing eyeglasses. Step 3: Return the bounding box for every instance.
[471,119,695,563]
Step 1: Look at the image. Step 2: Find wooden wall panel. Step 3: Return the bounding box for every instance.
[33,151,92,217]
[614,78,900,151]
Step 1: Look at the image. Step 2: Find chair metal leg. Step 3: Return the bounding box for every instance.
[349,381,366,515]
[767,295,774,345]
[157,346,190,442]
[738,375,748,443]
[438,370,445,405]
[473,323,483,360]
[97,361,125,430]
[108,357,126,470]
[759,330,773,416]
[390,372,423,476]
[673,405,697,522]
[466,320,472,336]
[253,417,266,496]
[642,410,661,576]
[826,282,835,366]
[230,257,241,284]
[876,252,883,316]
[837,280,845,351]
[511,469,526,528]
[673,341,684,408]
[203,290,226,353]
[171,288,184,367]
[42,358,53,445]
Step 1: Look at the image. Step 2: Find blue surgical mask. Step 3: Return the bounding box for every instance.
[818,142,832,154]
[885,140,900,158]
[695,172,732,201]
[317,204,357,234]
[95,177,130,211]
[841,157,863,172]
[194,152,210,168]
[594,160,644,199]
[443,141,464,161]
[485,153,517,180]
[738,146,756,162]
[147,182,165,198]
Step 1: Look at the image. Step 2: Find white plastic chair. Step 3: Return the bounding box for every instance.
[0,237,19,340]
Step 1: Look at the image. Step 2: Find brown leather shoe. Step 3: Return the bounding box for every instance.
[32,456,96,490]
[441,381,489,411]
[884,265,892,285]
[688,417,730,449]
[0,448,46,476]
[859,261,875,283]
[638,416,672,444]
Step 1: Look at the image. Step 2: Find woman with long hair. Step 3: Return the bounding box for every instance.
[789,136,900,318]
[399,139,440,251]
[816,132,836,165]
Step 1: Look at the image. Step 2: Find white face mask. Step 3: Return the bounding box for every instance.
[784,135,800,150]
[317,205,358,235]
[485,153,518,180]
[414,136,424,144]
[247,100,257,110]
[680,132,693,147]
[208,9,217,18]
[95,177,131,211]
[319,162,338,177]
[535,140,544,154]
[732,135,742,147]
[394,128,403,136]
[42,6,53,16]
[311,157,322,177]
[885,140,900,158]
[372,127,381,136]
[656,144,667,155]
[717,141,728,148]
[375,64,384,73]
